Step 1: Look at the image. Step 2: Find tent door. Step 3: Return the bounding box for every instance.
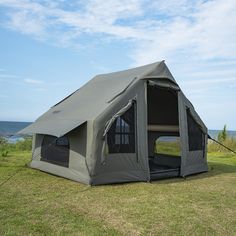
[147,83,181,180]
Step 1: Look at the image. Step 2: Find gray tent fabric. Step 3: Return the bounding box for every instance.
[19,61,208,185]
[20,61,174,137]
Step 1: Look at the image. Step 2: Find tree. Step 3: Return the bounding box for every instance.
[217,124,227,142]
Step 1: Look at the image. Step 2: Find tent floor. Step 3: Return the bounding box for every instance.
[149,159,180,180]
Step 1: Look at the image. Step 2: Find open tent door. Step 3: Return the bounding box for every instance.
[178,92,208,176]
[147,83,181,180]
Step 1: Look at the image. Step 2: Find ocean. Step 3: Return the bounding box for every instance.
[0,121,236,142]
[0,121,32,136]
[0,121,32,143]
[208,129,236,139]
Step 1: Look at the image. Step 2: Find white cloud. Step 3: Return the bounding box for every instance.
[24,78,44,84]
[0,73,21,78]
[131,0,236,65]
[183,77,236,86]
[0,73,23,85]
[0,0,235,63]
[0,0,146,45]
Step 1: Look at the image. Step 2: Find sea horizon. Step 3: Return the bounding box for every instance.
[0,120,235,139]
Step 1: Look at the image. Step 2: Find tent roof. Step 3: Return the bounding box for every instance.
[20,60,176,137]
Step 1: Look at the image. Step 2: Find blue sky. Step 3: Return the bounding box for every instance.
[0,0,235,130]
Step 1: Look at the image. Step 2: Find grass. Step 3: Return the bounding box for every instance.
[0,151,235,236]
[155,140,181,156]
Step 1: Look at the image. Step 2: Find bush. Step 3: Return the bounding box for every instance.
[14,138,32,151]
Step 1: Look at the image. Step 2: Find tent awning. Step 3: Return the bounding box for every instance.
[19,118,86,137]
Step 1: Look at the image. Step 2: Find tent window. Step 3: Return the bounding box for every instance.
[187,109,204,151]
[41,135,70,167]
[107,104,135,153]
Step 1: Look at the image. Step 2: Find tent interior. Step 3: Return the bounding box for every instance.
[147,83,181,180]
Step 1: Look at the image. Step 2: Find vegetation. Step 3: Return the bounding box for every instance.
[155,140,181,156]
[208,125,236,153]
[0,137,32,157]
[0,151,235,235]
[217,124,227,142]
[0,128,235,235]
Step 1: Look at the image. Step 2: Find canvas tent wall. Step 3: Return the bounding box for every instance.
[20,61,208,185]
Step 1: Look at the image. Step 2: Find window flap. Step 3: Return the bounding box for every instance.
[103,99,135,137]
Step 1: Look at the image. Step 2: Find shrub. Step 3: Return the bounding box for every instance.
[217,124,227,142]
[14,138,32,151]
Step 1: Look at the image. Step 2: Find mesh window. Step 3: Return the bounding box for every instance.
[107,104,135,153]
[41,135,70,167]
[187,109,204,151]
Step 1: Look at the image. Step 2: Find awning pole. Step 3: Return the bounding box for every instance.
[208,135,236,154]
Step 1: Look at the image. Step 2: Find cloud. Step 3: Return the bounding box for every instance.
[183,77,236,86]
[0,73,21,78]
[0,0,146,47]
[24,78,44,84]
[0,0,235,64]
[179,77,236,99]
[0,72,23,84]
[131,0,236,65]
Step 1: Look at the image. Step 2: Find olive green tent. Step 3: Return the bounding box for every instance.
[20,61,208,185]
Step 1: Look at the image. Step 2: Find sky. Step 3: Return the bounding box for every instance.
[0,0,235,130]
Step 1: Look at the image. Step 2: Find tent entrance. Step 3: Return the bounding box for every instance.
[147,84,181,180]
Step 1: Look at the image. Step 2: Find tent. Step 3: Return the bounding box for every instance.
[20,61,208,185]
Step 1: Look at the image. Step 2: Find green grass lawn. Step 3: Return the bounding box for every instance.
[0,151,235,236]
